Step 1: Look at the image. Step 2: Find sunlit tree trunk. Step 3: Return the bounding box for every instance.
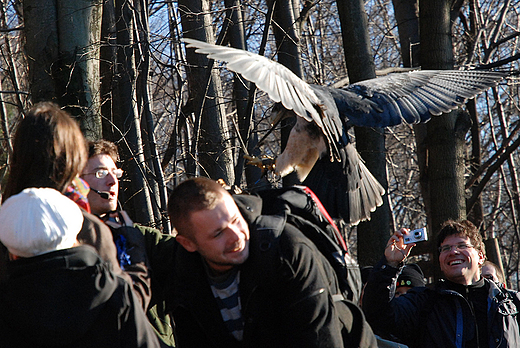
[24,0,103,139]
[179,0,235,184]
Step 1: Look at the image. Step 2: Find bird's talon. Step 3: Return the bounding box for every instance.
[244,155,275,171]
[244,155,262,167]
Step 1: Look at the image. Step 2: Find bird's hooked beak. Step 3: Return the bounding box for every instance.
[270,103,292,126]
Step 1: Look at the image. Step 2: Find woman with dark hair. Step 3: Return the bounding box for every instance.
[2,102,87,200]
[1,102,122,269]
[1,103,150,305]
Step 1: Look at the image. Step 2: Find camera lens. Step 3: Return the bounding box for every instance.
[414,231,422,237]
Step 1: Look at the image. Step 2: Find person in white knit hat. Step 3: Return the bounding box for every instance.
[0,187,83,259]
[0,176,160,347]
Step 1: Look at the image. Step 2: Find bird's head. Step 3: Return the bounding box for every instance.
[275,117,328,181]
[270,103,293,126]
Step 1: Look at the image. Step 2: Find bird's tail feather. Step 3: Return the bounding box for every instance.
[345,144,385,226]
[348,158,385,225]
[302,143,385,226]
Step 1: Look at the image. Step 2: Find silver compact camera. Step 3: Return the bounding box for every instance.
[403,227,428,244]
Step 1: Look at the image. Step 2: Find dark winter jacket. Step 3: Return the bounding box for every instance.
[362,258,520,348]
[0,245,160,348]
[78,210,152,310]
[145,194,376,348]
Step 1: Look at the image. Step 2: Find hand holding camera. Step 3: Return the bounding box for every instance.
[385,227,427,267]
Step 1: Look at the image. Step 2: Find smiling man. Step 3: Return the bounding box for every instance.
[362,220,520,348]
[164,177,376,348]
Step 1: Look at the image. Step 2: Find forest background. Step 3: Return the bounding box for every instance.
[0,0,519,288]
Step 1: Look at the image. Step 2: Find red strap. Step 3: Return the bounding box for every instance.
[302,186,348,252]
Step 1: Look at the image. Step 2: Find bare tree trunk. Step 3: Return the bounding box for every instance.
[420,0,467,280]
[24,0,102,139]
[225,0,264,189]
[55,0,103,140]
[23,0,59,102]
[392,0,420,68]
[337,0,391,267]
[179,0,235,184]
[106,0,154,224]
[270,0,302,187]
[391,0,436,279]
[133,0,170,232]
[99,0,117,139]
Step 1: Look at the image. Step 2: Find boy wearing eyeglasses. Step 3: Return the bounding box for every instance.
[362,219,520,348]
[81,140,175,347]
[81,140,123,218]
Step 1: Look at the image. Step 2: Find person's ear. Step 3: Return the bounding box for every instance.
[177,234,198,252]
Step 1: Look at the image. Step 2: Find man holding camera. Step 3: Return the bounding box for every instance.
[362,220,520,348]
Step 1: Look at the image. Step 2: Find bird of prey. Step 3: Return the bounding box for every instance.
[183,38,507,225]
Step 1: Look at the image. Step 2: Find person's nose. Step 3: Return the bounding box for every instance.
[105,171,118,186]
[225,225,242,243]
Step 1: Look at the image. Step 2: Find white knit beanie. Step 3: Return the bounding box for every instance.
[0,187,83,257]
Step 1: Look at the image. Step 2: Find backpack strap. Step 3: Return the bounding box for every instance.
[246,214,286,280]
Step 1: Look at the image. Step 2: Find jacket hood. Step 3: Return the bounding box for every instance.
[0,245,119,345]
[233,194,263,225]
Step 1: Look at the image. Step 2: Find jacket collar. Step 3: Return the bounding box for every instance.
[7,245,101,278]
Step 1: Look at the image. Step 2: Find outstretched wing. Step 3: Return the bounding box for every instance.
[333,70,507,128]
[183,39,322,122]
[182,39,343,157]
[183,39,507,225]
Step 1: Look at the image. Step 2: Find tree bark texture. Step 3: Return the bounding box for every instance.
[179,0,235,184]
[420,0,467,280]
[24,0,103,139]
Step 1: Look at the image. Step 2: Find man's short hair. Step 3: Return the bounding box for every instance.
[88,140,119,163]
[167,177,228,236]
[436,220,486,258]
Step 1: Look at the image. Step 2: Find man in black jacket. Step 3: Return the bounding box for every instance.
[362,220,520,348]
[164,177,376,348]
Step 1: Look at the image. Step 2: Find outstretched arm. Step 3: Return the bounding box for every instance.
[362,229,427,344]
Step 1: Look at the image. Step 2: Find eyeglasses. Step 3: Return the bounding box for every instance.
[438,243,474,254]
[482,274,496,281]
[83,168,123,179]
